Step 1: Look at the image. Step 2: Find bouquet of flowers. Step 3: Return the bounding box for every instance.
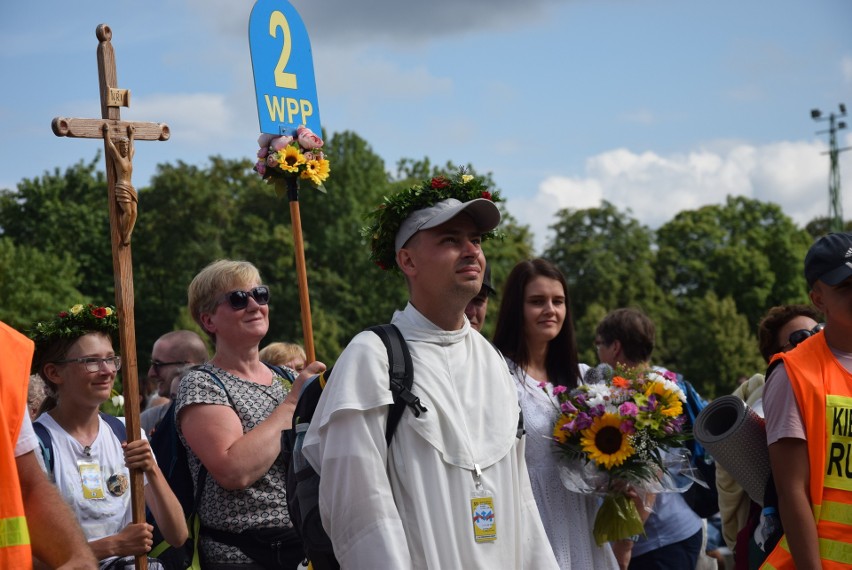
[544,366,691,545]
[254,126,330,196]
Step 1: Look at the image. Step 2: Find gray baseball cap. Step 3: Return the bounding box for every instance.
[394,198,501,252]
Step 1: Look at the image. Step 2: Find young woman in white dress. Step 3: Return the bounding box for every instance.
[493,259,618,570]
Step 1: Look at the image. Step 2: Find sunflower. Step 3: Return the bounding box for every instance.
[276,145,306,173]
[644,381,684,418]
[580,413,634,469]
[552,413,574,444]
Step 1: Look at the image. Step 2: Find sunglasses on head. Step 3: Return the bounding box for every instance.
[218,286,270,310]
[786,323,825,349]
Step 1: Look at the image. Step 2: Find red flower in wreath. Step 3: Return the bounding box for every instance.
[58,311,69,318]
[430,176,449,189]
[91,307,108,319]
[481,191,492,200]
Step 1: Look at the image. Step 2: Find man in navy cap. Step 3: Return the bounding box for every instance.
[762,232,852,569]
[465,262,497,332]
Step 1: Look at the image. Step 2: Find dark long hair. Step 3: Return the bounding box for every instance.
[492,259,581,388]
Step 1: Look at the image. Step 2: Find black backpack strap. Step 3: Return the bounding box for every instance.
[33,421,54,473]
[367,324,427,446]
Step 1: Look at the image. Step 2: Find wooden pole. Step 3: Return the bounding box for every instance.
[52,24,170,570]
[285,177,316,363]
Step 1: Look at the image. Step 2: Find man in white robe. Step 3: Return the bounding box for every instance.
[302,183,558,569]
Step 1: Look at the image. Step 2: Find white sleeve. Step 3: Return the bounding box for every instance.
[307,406,411,568]
[15,404,38,457]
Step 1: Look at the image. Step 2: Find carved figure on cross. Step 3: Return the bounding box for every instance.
[103,123,138,245]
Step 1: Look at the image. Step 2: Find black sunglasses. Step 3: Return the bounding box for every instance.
[785,323,825,349]
[218,286,270,310]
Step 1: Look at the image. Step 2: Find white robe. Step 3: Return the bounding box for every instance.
[302,303,558,569]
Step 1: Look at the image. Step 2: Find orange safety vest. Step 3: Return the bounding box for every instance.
[761,332,852,570]
[0,321,34,569]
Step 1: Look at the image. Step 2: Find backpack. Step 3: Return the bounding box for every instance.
[34,411,127,474]
[676,374,721,518]
[280,324,428,570]
[148,362,293,569]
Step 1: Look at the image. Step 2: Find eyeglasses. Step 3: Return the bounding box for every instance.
[785,323,826,349]
[218,286,270,310]
[150,360,188,372]
[54,356,122,373]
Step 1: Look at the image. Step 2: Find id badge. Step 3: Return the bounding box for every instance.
[77,460,105,499]
[470,490,497,543]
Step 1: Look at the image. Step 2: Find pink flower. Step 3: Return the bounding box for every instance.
[271,136,294,151]
[266,154,279,168]
[620,419,636,434]
[257,133,274,148]
[257,147,268,159]
[538,381,547,389]
[296,126,324,149]
[255,161,267,176]
[618,402,639,417]
[552,385,568,395]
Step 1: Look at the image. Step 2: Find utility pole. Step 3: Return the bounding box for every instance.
[811,103,849,233]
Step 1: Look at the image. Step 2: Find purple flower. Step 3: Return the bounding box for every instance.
[561,401,578,414]
[641,394,658,412]
[620,419,636,434]
[254,161,267,176]
[571,412,593,431]
[618,402,639,417]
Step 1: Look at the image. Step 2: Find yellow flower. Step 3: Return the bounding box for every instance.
[552,413,573,444]
[581,413,634,469]
[276,146,306,173]
[461,174,474,183]
[645,381,684,418]
[104,307,114,316]
[70,304,84,315]
[300,159,330,186]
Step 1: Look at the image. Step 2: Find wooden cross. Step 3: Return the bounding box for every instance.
[52,24,169,570]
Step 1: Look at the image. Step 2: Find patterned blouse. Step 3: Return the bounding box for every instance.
[175,363,295,564]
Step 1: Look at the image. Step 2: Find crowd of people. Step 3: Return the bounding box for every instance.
[1,174,850,570]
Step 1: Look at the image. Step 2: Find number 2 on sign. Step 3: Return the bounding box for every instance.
[269,11,297,89]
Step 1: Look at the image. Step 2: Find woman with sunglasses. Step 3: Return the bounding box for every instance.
[30,303,188,568]
[177,259,325,569]
[715,304,821,567]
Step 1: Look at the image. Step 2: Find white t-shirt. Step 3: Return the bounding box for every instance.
[34,413,147,541]
[15,404,38,457]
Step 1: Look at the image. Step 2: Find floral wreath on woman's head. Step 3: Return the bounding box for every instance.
[28,303,119,347]
[361,169,503,272]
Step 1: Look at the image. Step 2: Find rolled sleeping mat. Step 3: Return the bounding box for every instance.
[693,395,770,506]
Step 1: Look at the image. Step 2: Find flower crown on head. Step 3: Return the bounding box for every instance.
[362,169,503,271]
[28,303,119,347]
[254,126,331,194]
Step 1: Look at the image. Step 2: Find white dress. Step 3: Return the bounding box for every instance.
[303,304,559,570]
[509,361,619,570]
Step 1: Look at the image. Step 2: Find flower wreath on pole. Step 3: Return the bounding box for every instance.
[254,125,330,196]
[362,169,503,271]
[544,365,695,545]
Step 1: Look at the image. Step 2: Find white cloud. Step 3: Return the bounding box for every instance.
[514,139,851,253]
[122,93,234,144]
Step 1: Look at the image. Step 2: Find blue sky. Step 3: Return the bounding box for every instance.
[2,0,851,252]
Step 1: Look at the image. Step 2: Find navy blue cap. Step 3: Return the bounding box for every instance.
[804,232,852,288]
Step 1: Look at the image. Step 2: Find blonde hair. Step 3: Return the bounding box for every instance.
[188,260,262,343]
[259,342,306,370]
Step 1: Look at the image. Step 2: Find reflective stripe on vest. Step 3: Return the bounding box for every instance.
[0,516,30,548]
[761,332,852,569]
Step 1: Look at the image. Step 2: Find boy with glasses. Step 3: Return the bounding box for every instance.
[762,232,852,569]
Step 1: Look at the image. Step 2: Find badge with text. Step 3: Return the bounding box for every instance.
[249,0,322,137]
[470,492,497,543]
[78,460,105,500]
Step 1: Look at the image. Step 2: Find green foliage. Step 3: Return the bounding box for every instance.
[0,238,85,331]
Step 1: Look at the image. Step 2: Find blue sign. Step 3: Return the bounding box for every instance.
[249,0,322,136]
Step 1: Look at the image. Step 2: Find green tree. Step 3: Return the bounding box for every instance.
[655,196,812,328]
[0,157,114,301]
[0,238,85,331]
